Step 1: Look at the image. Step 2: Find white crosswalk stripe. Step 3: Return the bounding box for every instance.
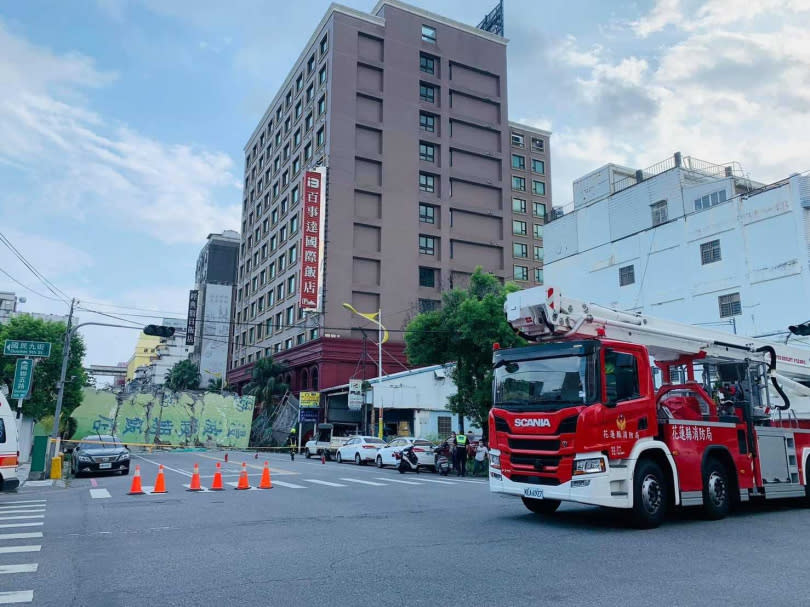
[339,478,387,486]
[0,533,42,541]
[182,484,210,492]
[89,489,111,499]
[303,479,346,487]
[411,478,456,485]
[374,477,423,485]
[0,564,37,575]
[0,516,44,521]
[271,480,307,489]
[0,499,45,605]
[0,511,44,516]
[0,524,42,530]
[0,590,34,603]
[0,501,45,507]
[0,546,40,555]
[0,506,44,511]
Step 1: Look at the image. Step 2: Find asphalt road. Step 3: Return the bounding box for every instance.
[1,450,808,607]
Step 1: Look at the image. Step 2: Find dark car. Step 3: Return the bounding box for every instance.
[71,435,130,476]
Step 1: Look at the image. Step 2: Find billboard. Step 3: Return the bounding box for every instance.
[200,283,233,387]
[348,379,363,411]
[185,290,199,345]
[299,391,320,408]
[299,168,326,311]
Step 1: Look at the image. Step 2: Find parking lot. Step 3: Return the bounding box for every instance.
[3,449,810,606]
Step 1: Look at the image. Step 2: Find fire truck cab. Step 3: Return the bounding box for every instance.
[488,286,810,528]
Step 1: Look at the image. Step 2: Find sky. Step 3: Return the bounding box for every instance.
[1,0,809,371]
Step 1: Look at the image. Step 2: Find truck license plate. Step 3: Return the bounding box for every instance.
[99,463,112,469]
[523,488,544,499]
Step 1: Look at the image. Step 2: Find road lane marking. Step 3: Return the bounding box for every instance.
[90,479,98,488]
[0,511,44,516]
[90,489,111,499]
[0,516,44,521]
[0,546,40,554]
[0,533,42,541]
[0,506,45,511]
[339,478,387,486]
[303,479,346,487]
[0,564,38,574]
[131,455,191,477]
[0,524,42,529]
[21,480,52,487]
[412,478,456,485]
[374,478,422,485]
[196,453,297,474]
[271,481,307,489]
[0,590,34,603]
[0,501,45,506]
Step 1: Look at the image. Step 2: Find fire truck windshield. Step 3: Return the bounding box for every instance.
[494,354,599,411]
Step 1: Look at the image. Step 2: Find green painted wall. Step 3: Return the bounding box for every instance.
[70,388,255,449]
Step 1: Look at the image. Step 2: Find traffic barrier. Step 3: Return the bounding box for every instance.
[187,463,202,492]
[152,464,167,494]
[128,465,145,495]
[235,462,251,490]
[49,456,62,480]
[210,462,224,491]
[259,461,273,489]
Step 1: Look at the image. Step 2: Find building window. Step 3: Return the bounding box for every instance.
[532,180,546,196]
[511,154,525,170]
[269,261,276,279]
[418,298,440,313]
[419,83,436,103]
[289,245,298,264]
[295,101,302,119]
[533,224,543,239]
[695,189,728,211]
[318,96,326,115]
[290,215,299,234]
[419,172,435,193]
[307,55,315,74]
[320,34,328,55]
[513,243,528,258]
[267,290,275,307]
[438,416,451,436]
[305,113,313,131]
[294,130,302,147]
[419,142,435,162]
[419,112,436,133]
[319,66,327,85]
[291,186,300,204]
[513,265,528,281]
[419,235,436,255]
[419,267,436,288]
[531,137,544,152]
[512,176,526,191]
[512,220,527,236]
[288,274,296,294]
[511,133,524,147]
[512,197,526,213]
[304,143,313,160]
[421,25,437,43]
[285,91,292,107]
[316,127,325,147]
[651,200,668,226]
[532,201,546,218]
[272,209,279,225]
[533,245,544,261]
[532,159,545,174]
[534,268,544,283]
[718,292,742,318]
[306,84,314,102]
[619,265,635,287]
[420,53,436,74]
[701,239,722,265]
[419,203,436,224]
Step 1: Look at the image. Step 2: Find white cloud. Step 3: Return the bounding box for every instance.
[0,20,240,245]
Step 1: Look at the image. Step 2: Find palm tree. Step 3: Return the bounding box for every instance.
[245,357,288,408]
[165,359,201,391]
[207,378,224,392]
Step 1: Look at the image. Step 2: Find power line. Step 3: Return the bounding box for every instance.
[0,231,71,303]
[0,266,66,302]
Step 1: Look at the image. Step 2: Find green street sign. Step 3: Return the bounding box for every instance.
[3,340,51,358]
[12,359,33,400]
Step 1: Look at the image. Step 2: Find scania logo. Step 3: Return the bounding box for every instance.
[513,418,551,428]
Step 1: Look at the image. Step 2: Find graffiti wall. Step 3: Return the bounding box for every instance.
[70,388,255,449]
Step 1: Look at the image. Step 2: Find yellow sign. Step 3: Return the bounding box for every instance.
[299,392,321,408]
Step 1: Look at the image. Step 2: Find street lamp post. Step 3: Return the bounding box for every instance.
[342,303,388,439]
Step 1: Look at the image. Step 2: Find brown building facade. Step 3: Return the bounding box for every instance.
[228,1,550,404]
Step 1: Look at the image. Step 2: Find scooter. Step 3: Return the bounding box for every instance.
[433,444,451,476]
[397,445,420,474]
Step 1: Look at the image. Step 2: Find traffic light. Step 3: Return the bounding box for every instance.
[143,325,176,338]
[788,322,810,336]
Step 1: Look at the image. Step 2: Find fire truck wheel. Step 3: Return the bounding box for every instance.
[804,458,810,506]
[521,497,561,515]
[632,459,668,528]
[702,458,730,520]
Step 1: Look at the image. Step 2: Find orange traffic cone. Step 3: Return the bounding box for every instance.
[128,465,145,495]
[321,451,326,464]
[259,461,273,489]
[210,462,224,491]
[187,463,202,492]
[235,462,251,490]
[152,464,167,494]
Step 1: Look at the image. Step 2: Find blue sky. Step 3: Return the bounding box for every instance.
[1,0,809,368]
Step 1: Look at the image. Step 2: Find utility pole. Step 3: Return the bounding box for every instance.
[49,298,76,461]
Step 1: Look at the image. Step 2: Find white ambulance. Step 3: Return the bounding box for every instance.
[0,391,20,491]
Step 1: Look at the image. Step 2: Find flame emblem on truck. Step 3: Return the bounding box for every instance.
[616,414,627,432]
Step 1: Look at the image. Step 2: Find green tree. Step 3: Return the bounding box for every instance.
[164,359,200,391]
[207,377,223,392]
[245,357,288,408]
[405,267,525,429]
[0,315,87,419]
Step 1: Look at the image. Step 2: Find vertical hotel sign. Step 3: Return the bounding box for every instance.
[186,289,199,345]
[300,168,326,311]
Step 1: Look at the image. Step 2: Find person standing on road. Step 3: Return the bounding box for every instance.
[288,427,297,461]
[449,431,458,474]
[473,440,488,476]
[455,431,468,476]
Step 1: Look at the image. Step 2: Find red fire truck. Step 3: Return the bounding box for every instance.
[488,286,810,527]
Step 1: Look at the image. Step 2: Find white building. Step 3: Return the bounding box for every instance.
[142,319,192,386]
[545,152,810,338]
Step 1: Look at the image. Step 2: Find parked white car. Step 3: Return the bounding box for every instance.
[375,437,435,469]
[335,436,386,465]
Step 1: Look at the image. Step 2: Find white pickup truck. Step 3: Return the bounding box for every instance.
[304,423,356,460]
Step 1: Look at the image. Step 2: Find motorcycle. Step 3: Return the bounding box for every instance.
[433,443,451,476]
[397,444,421,474]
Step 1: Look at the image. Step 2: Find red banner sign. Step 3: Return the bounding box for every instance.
[299,169,324,311]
